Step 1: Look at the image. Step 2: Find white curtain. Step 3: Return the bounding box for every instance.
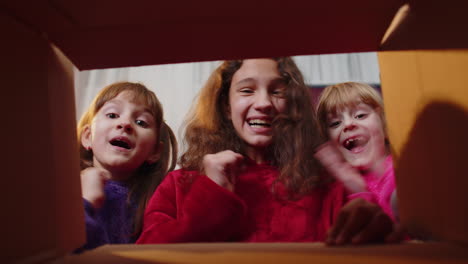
[294,52,380,85]
[74,52,380,149]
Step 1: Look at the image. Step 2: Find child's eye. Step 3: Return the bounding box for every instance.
[355,113,368,119]
[240,88,254,94]
[135,120,149,128]
[329,121,341,128]
[272,88,285,97]
[106,113,119,119]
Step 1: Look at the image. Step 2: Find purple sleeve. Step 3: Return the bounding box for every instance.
[79,199,109,251]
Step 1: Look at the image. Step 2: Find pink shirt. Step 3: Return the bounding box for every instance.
[349,156,396,220]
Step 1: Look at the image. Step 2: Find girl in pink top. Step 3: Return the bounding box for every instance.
[315,82,398,220]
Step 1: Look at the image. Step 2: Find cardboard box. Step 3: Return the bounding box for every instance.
[56,242,468,264]
[1,0,467,263]
[379,50,468,244]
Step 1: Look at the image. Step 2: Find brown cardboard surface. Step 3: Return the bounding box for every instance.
[56,242,468,264]
[47,45,85,255]
[2,0,404,70]
[2,1,468,263]
[378,49,468,243]
[0,11,84,264]
[381,0,468,51]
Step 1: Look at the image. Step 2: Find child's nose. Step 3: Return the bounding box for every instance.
[343,118,357,132]
[117,121,133,133]
[254,92,273,112]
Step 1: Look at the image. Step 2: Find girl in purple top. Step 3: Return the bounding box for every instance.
[76,82,177,250]
[315,82,398,221]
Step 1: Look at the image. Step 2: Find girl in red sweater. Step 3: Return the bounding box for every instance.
[137,58,395,245]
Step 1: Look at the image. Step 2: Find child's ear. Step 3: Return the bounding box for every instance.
[81,125,92,150]
[146,141,163,164]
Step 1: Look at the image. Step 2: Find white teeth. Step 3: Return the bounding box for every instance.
[250,119,268,124]
[344,138,358,149]
[248,119,271,127]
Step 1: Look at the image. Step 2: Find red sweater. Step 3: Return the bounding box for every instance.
[137,162,349,243]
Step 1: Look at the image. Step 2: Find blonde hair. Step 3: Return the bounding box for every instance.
[77,81,177,238]
[316,82,387,141]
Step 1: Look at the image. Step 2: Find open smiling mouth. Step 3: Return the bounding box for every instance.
[248,119,271,128]
[343,137,367,151]
[110,138,132,149]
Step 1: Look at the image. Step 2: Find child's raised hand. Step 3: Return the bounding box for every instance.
[202,150,244,192]
[80,167,111,209]
[326,198,394,245]
[314,142,366,193]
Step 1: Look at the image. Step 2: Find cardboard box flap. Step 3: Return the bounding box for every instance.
[378,50,468,244]
[58,242,468,264]
[3,0,404,70]
[381,0,468,50]
[1,11,84,263]
[3,1,468,263]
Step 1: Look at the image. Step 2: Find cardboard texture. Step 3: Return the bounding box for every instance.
[381,0,468,50]
[1,0,468,263]
[2,0,405,70]
[55,242,468,264]
[1,11,84,264]
[378,50,468,243]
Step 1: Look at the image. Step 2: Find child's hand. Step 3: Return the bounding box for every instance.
[314,142,366,193]
[80,167,111,209]
[326,198,394,245]
[202,150,244,192]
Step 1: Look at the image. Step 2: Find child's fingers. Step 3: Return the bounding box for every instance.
[328,198,388,245]
[99,169,112,180]
[97,169,111,185]
[80,167,110,209]
[314,142,345,168]
[82,167,111,180]
[214,150,244,166]
[385,224,407,243]
[334,207,371,245]
[315,142,367,193]
[326,206,350,245]
[314,141,331,154]
[203,150,244,191]
[225,152,245,186]
[351,211,393,244]
[332,199,397,246]
[341,176,367,194]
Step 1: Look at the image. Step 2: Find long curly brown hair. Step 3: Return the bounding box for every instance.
[180,58,324,198]
[77,82,178,239]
